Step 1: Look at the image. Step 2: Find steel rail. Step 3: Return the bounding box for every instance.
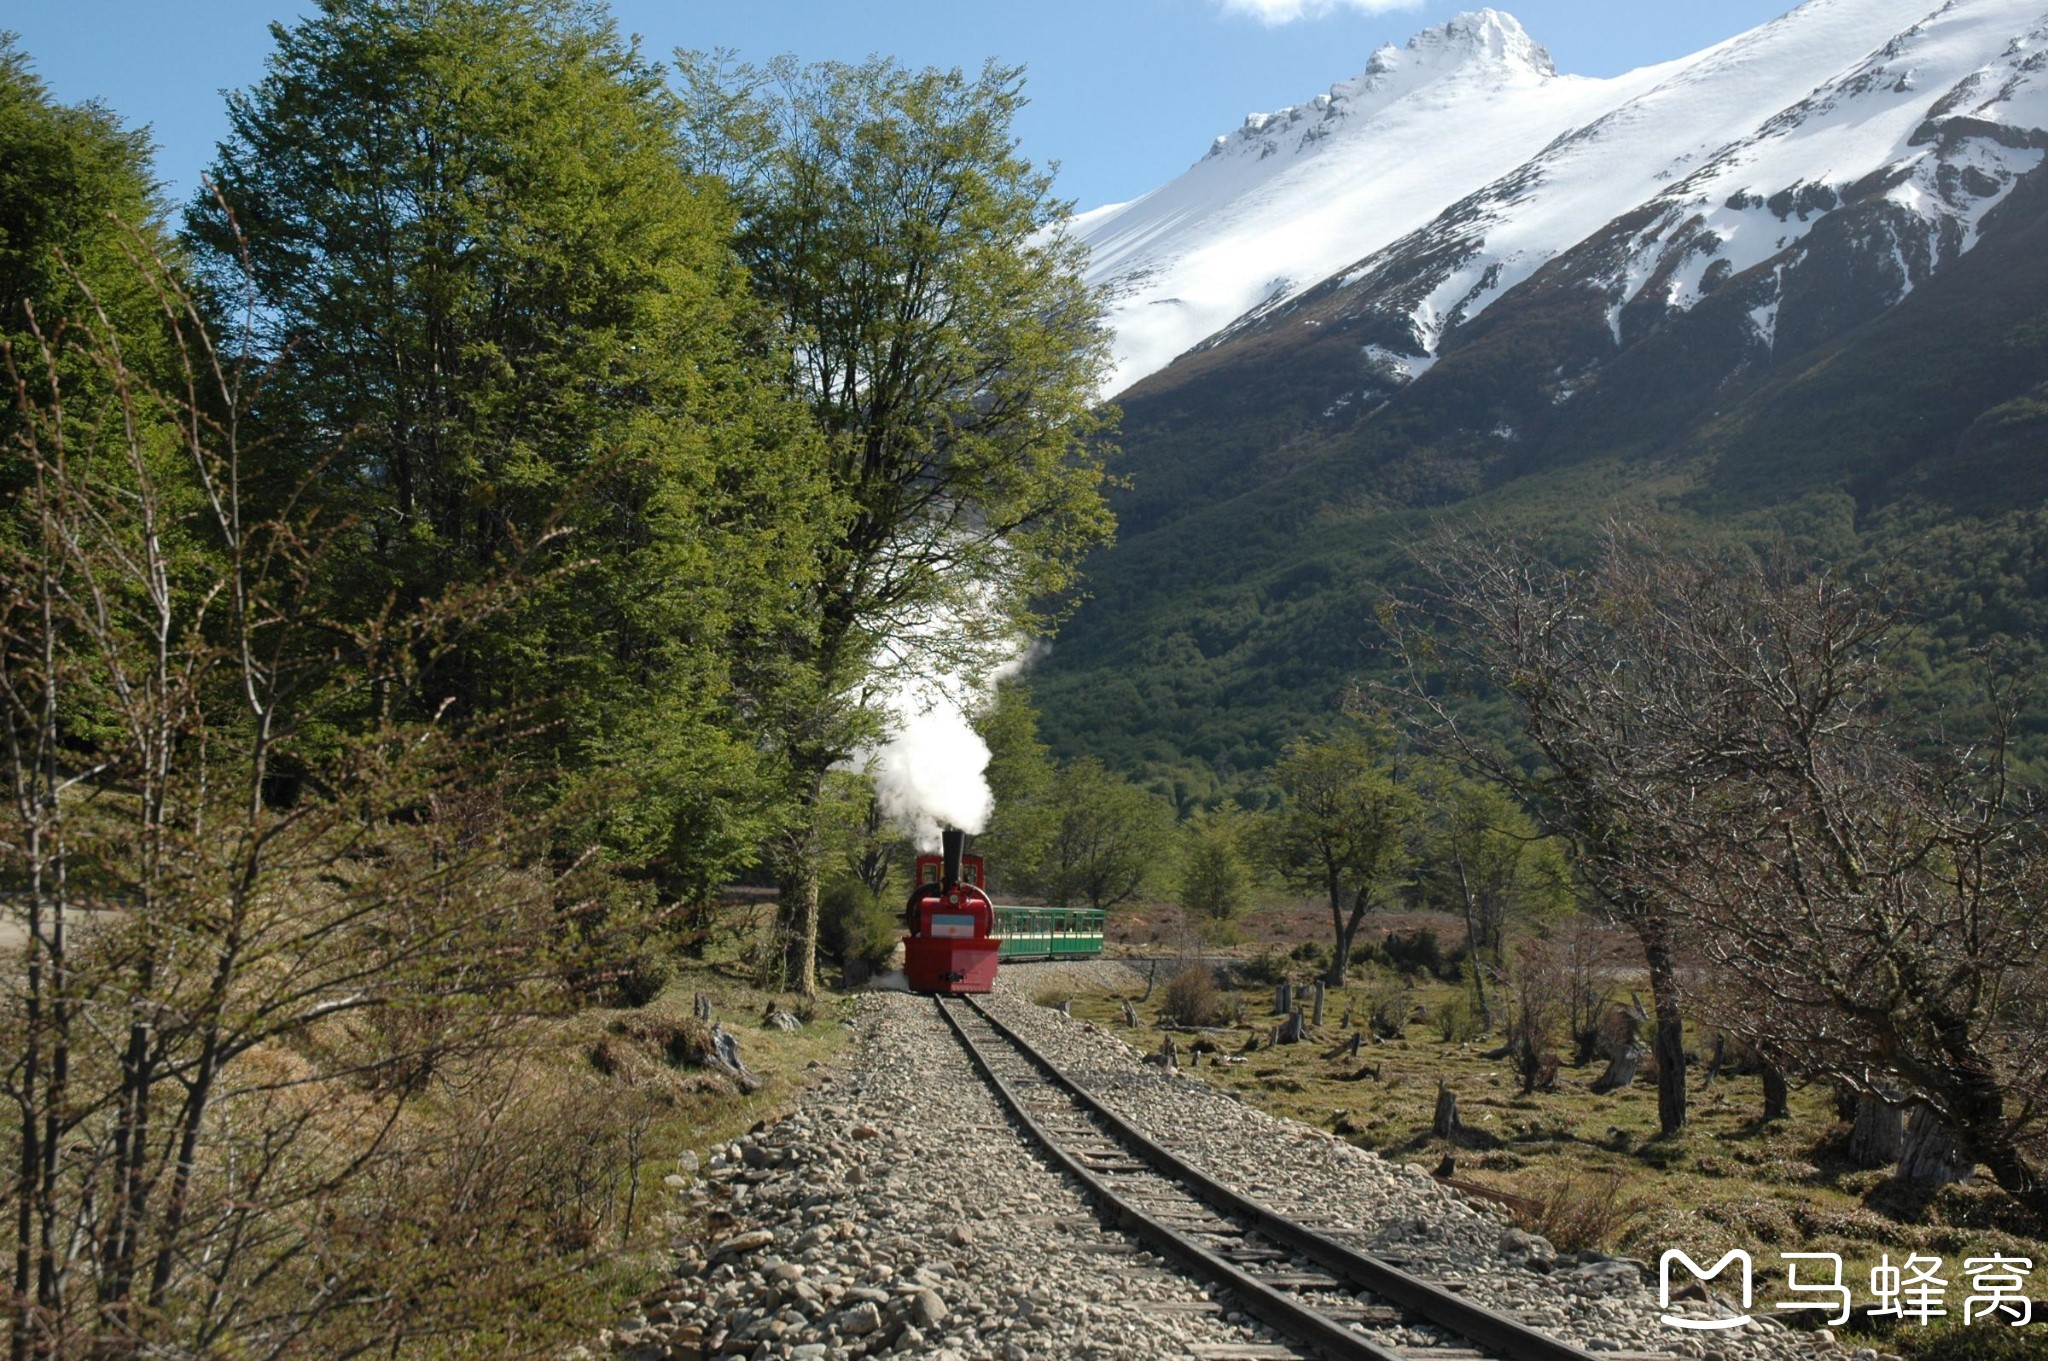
[936,996,1401,1361]
[953,994,1610,1361]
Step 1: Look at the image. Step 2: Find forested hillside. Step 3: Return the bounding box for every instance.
[1037,153,2048,806]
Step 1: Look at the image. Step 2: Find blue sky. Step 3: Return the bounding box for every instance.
[13,0,1797,213]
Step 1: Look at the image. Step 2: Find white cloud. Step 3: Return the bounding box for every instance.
[1215,0,1421,23]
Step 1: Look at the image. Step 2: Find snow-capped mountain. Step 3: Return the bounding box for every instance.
[1076,0,2048,399]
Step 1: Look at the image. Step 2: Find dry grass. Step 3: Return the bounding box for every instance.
[1065,957,2048,1279]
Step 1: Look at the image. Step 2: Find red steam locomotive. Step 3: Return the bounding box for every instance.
[902,828,999,994]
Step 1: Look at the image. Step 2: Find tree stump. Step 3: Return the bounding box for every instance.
[1274,983,1293,1016]
[1347,1031,1363,1059]
[1121,999,1139,1028]
[1144,1034,1179,1072]
[1849,1094,1904,1168]
[1312,982,1327,1027]
[693,991,713,1021]
[1897,1106,1969,1184]
[707,1024,762,1094]
[1590,1044,1644,1094]
[1703,1034,1727,1088]
[1274,1010,1307,1045]
[1432,1082,1464,1144]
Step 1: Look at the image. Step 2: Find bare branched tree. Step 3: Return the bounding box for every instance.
[1380,527,1714,1135]
[1,228,580,1356]
[1385,525,2048,1210]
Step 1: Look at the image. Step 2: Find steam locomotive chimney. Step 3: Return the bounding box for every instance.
[942,827,964,890]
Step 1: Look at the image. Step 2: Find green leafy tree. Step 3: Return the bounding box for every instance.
[1266,731,1422,986]
[1041,759,1175,910]
[187,0,831,914]
[975,681,1057,894]
[1178,807,1254,922]
[1421,773,1571,1021]
[677,53,1117,993]
[0,37,178,482]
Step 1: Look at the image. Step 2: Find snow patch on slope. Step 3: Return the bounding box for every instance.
[1073,9,1677,394]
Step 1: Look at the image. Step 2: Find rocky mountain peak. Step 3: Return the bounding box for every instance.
[1402,10,1555,78]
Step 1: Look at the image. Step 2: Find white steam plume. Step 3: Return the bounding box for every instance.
[857,638,1038,851]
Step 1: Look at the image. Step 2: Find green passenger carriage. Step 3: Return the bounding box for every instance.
[990,904,1105,960]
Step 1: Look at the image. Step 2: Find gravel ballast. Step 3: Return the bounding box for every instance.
[581,959,1863,1361]
[989,960,1853,1361]
[581,985,1286,1361]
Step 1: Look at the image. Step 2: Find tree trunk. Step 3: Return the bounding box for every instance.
[1456,865,1492,1026]
[1311,982,1326,1027]
[1325,876,1366,987]
[1919,1016,2048,1220]
[1703,1035,1726,1089]
[1274,1011,1307,1045]
[1640,921,1687,1134]
[1849,1095,1903,1168]
[1273,982,1292,1016]
[776,851,820,999]
[775,772,826,998]
[1761,1064,1790,1122]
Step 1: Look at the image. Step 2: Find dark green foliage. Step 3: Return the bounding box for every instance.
[1039,758,1177,909]
[0,37,178,482]
[819,879,899,974]
[188,0,832,902]
[606,952,673,1009]
[1288,940,1331,971]
[1383,928,1447,979]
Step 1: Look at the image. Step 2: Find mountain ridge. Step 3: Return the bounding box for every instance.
[1040,0,2048,802]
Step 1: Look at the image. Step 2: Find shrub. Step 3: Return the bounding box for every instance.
[1383,928,1445,978]
[1290,939,1332,971]
[1233,951,1289,987]
[608,952,673,1009]
[1161,964,1225,1028]
[1359,968,1409,1039]
[821,879,900,971]
[1348,939,1391,972]
[1433,989,1487,1044]
[1518,1173,1650,1253]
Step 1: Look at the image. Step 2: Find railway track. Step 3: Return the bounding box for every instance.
[937,994,1680,1361]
